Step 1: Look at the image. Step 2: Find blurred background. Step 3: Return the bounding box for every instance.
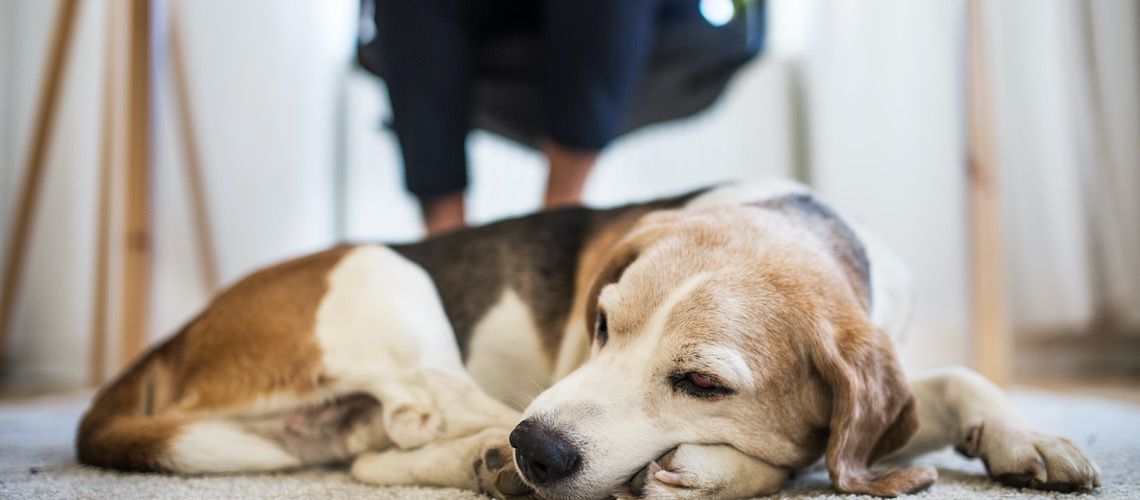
[0,0,1136,398]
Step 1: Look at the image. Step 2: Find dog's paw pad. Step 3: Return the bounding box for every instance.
[473,434,536,499]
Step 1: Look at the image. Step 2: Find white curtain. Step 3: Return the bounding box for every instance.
[777,0,973,371]
[988,0,1140,336]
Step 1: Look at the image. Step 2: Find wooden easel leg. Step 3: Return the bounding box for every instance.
[0,0,81,365]
[169,5,221,292]
[118,0,154,369]
[966,0,1011,386]
[90,0,129,387]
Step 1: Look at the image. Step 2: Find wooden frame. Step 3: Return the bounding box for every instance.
[116,0,154,372]
[0,0,81,366]
[90,0,124,385]
[3,0,219,385]
[966,0,1012,386]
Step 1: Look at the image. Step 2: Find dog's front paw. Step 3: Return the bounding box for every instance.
[616,460,708,500]
[473,435,538,500]
[964,422,1100,492]
[618,447,728,500]
[619,444,787,500]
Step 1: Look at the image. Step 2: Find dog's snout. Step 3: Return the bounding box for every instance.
[509,419,581,485]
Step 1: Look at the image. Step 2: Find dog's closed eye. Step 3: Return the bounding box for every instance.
[671,372,735,399]
[596,311,609,346]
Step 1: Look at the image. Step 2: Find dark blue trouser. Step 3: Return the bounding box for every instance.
[372,0,683,200]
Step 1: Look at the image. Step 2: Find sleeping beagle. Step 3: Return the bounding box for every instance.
[77,179,1099,499]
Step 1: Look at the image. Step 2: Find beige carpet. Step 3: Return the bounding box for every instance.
[1,389,1136,499]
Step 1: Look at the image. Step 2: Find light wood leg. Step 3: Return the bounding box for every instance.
[0,0,81,366]
[966,0,1011,386]
[118,0,155,369]
[90,0,127,386]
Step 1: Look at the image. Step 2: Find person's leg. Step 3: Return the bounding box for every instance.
[540,0,660,208]
[419,192,466,236]
[372,0,472,235]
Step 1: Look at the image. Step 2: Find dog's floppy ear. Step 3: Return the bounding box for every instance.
[809,319,937,496]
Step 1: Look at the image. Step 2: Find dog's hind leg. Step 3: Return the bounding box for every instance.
[162,419,304,473]
[889,366,1099,492]
[352,428,535,499]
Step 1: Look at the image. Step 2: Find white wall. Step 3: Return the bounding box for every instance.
[150,0,356,348]
[791,0,972,371]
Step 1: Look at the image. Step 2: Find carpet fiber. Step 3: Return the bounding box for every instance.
[2,389,1137,499]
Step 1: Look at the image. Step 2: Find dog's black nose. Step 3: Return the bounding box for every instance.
[509,419,581,485]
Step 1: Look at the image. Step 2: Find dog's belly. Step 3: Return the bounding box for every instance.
[465,289,553,409]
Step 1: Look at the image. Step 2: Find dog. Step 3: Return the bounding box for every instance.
[77,179,1099,499]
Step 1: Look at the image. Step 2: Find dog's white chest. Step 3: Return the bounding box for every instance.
[465,289,552,409]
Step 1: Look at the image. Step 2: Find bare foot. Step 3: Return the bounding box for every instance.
[542,141,598,209]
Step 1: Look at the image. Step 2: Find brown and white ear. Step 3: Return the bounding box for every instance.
[810,320,937,497]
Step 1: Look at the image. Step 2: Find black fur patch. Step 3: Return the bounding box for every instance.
[390,188,709,361]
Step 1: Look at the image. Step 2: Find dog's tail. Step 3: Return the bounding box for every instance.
[77,332,311,474]
[76,349,186,472]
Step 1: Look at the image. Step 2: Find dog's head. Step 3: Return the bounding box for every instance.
[512,200,936,499]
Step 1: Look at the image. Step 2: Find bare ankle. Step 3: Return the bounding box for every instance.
[420,192,466,236]
[543,141,599,209]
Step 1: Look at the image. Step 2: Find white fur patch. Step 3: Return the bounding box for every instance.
[466,289,552,409]
[314,245,467,385]
[165,420,301,473]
